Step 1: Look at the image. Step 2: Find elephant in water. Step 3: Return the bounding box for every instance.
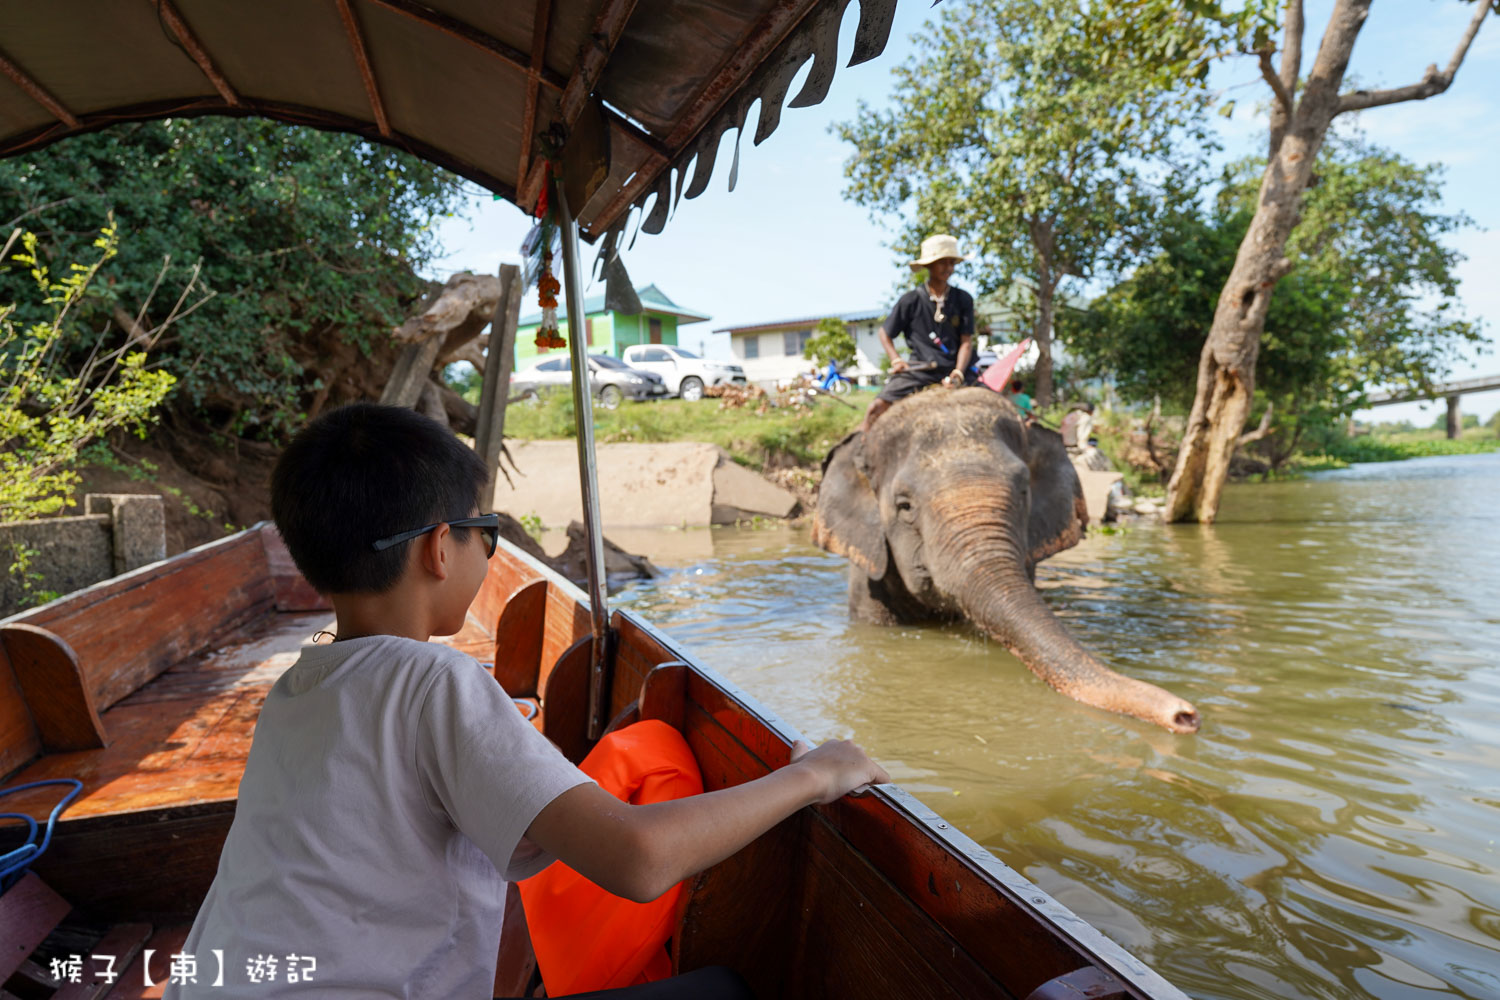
[814,388,1200,734]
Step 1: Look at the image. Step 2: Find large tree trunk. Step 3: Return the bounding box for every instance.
[1167,0,1355,523]
[1029,219,1058,409]
[1032,286,1055,410]
[1165,0,1491,522]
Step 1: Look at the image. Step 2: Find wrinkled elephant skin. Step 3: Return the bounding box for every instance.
[813,389,1200,734]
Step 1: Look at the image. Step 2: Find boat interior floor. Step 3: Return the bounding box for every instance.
[1,607,493,824]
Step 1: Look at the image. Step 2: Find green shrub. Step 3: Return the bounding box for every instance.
[1,224,181,521]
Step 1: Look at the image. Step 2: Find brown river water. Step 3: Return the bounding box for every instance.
[604,451,1500,1000]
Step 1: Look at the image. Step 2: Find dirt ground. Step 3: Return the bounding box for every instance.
[78,417,280,555]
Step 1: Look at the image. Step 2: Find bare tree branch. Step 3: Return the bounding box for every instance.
[1237,401,1275,447]
[1258,48,1295,117]
[1,197,76,232]
[112,305,152,347]
[1279,0,1304,100]
[1337,0,1492,114]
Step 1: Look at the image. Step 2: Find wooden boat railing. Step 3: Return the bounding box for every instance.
[1,525,1188,999]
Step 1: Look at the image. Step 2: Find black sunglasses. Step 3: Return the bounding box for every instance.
[371,513,501,558]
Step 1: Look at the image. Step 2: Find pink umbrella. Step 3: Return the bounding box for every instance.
[980,338,1032,392]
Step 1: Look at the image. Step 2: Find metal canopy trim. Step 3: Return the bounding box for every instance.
[0,0,899,250]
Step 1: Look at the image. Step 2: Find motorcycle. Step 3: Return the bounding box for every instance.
[815,359,854,395]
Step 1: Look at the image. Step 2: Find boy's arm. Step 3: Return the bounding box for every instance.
[525,739,888,904]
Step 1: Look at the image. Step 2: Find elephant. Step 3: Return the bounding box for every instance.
[813,387,1201,734]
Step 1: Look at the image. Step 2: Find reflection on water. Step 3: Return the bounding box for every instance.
[614,451,1500,1000]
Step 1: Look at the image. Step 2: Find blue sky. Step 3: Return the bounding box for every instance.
[429,0,1500,425]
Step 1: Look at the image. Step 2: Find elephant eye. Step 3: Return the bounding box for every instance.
[895,496,915,520]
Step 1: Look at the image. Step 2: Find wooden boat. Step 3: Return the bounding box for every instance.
[1,2,1191,996]
[1,522,1187,999]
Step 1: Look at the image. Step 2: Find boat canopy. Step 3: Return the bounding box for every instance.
[0,0,898,253]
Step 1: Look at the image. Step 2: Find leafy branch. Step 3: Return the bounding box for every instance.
[0,218,211,521]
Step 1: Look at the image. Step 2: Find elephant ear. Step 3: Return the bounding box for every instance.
[1023,421,1087,565]
[812,431,888,580]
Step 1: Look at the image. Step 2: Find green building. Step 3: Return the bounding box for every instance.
[514,283,710,366]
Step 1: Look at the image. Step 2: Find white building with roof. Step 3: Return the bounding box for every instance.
[714,285,1074,388]
[713,309,889,386]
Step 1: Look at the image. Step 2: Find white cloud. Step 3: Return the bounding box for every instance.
[1453,229,1500,332]
[1346,93,1490,167]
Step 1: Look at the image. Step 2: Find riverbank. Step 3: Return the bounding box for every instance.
[501,390,869,509]
[501,390,869,466]
[1083,406,1500,494]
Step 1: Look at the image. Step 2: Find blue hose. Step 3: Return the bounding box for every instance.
[0,778,82,892]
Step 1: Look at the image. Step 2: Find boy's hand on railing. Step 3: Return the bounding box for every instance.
[789,739,890,804]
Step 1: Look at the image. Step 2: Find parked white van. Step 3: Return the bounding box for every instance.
[621,344,747,401]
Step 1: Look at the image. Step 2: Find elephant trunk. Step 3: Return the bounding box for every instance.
[928,482,1201,734]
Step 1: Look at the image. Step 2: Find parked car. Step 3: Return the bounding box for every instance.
[512,353,667,409]
[620,344,746,401]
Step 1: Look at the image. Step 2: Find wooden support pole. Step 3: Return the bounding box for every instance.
[475,263,523,494]
[0,46,79,127]
[519,0,639,209]
[380,338,444,409]
[1446,394,1462,440]
[336,0,392,137]
[366,0,565,90]
[517,0,553,188]
[154,0,242,107]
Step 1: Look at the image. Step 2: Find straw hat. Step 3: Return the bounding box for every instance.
[908,233,972,268]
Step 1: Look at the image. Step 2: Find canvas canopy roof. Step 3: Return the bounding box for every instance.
[0,0,899,260]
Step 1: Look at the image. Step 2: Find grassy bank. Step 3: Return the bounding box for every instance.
[1311,429,1500,466]
[1075,407,1500,492]
[501,390,869,470]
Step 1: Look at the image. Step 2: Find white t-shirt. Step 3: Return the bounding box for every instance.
[166,634,592,999]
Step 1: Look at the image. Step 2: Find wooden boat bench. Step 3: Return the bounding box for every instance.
[0,526,336,919]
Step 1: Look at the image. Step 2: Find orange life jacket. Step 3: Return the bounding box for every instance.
[518,719,704,996]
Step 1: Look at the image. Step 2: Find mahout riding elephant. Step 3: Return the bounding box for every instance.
[814,388,1200,734]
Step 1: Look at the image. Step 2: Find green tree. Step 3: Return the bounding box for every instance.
[0,119,468,435]
[803,317,857,370]
[1,223,183,522]
[1064,139,1481,464]
[1100,0,1496,522]
[835,0,1211,408]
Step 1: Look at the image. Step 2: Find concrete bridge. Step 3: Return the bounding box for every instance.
[1364,374,1500,439]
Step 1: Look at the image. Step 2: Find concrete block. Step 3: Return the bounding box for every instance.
[711,456,798,523]
[2,494,167,615]
[87,493,167,574]
[1074,470,1123,526]
[495,441,798,528]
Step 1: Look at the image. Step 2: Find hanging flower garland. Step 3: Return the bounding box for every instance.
[534,249,565,350]
[529,161,567,351]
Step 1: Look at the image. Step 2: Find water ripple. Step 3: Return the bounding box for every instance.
[615,453,1500,1000]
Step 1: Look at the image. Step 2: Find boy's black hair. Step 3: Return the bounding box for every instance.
[271,403,490,594]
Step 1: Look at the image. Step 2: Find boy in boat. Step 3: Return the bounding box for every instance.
[860,233,978,433]
[168,403,888,999]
